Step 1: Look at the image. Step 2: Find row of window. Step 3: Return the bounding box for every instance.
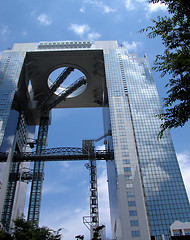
[123,159,130,164]
[130,220,139,226]
[118,56,137,232]
[124,167,131,172]
[125,175,132,180]
[122,152,129,157]
[119,54,145,239]
[127,192,135,198]
[121,143,129,149]
[128,201,136,207]
[132,231,140,237]
[111,77,138,239]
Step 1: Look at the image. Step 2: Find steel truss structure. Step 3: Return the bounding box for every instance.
[0,66,110,232]
[27,116,49,223]
[39,67,74,108]
[26,66,86,224]
[0,149,113,162]
[1,113,27,231]
[42,76,87,113]
[83,140,99,233]
[0,144,113,229]
[1,162,20,231]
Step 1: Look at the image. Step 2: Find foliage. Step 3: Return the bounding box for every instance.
[11,217,62,240]
[75,235,84,240]
[0,230,12,240]
[140,0,190,136]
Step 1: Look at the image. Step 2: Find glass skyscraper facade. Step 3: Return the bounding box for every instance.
[0,51,25,146]
[103,46,190,239]
[0,50,34,231]
[0,41,189,239]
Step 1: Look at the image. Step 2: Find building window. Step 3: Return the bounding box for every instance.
[124,167,131,172]
[120,132,126,136]
[129,210,137,216]
[128,201,136,207]
[120,138,127,143]
[122,152,129,157]
[132,231,140,237]
[173,230,182,236]
[125,175,132,180]
[119,125,125,130]
[126,183,133,188]
[118,119,124,124]
[127,192,135,197]
[123,159,130,164]
[113,139,118,146]
[117,114,123,118]
[114,91,121,96]
[121,145,128,149]
[130,220,139,226]
[115,97,121,102]
[184,230,190,235]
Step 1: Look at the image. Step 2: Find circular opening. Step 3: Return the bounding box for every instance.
[48,66,87,98]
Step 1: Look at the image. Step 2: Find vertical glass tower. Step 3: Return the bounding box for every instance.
[103,45,190,239]
[0,50,34,231]
[0,41,189,239]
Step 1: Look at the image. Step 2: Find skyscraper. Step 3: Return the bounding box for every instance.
[0,41,189,239]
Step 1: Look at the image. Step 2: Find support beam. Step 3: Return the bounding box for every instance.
[83,140,99,237]
[1,113,27,231]
[1,162,20,231]
[0,149,113,162]
[27,116,49,224]
[39,67,74,108]
[42,76,86,112]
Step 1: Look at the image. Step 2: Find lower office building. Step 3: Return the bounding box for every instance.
[0,41,189,239]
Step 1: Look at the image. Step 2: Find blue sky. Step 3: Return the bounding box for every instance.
[1,0,190,239]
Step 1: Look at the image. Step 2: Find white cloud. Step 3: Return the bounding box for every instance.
[84,0,116,13]
[142,163,170,197]
[31,9,37,17]
[97,168,111,236]
[38,162,111,240]
[96,144,105,150]
[22,31,27,36]
[40,206,90,240]
[1,135,15,152]
[1,27,8,37]
[68,23,101,40]
[80,7,86,13]
[124,0,135,10]
[87,32,101,40]
[146,1,167,13]
[102,5,116,14]
[68,24,90,37]
[42,183,68,195]
[122,41,142,52]
[135,0,146,3]
[177,151,190,198]
[0,26,10,39]
[177,151,190,165]
[60,162,70,168]
[123,0,167,15]
[6,135,14,146]
[37,13,52,26]
[52,109,71,121]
